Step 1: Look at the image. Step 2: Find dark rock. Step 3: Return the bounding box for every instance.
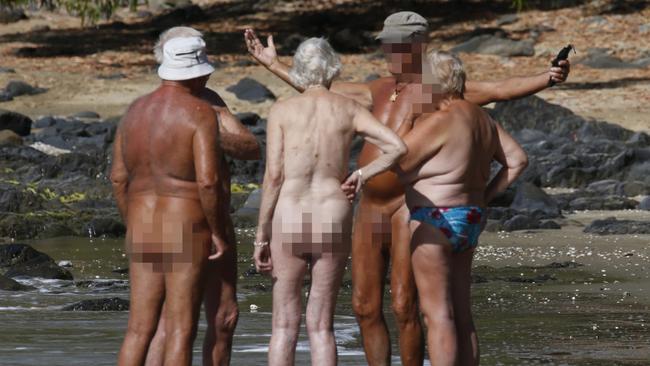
[280,33,307,52]
[4,81,47,98]
[539,220,561,229]
[483,220,502,233]
[74,279,128,291]
[244,267,258,277]
[0,90,12,102]
[0,185,45,213]
[62,297,129,311]
[452,34,535,57]
[0,109,32,136]
[33,116,57,128]
[70,111,100,120]
[0,8,27,24]
[584,217,650,235]
[226,77,275,103]
[496,14,519,26]
[510,182,560,216]
[365,73,381,82]
[233,189,261,227]
[0,243,73,280]
[569,195,637,211]
[235,112,261,126]
[579,48,641,69]
[627,162,650,185]
[502,214,539,232]
[540,261,582,269]
[331,28,371,52]
[0,129,22,146]
[0,273,34,291]
[0,67,15,73]
[639,196,650,210]
[112,267,129,274]
[627,132,650,146]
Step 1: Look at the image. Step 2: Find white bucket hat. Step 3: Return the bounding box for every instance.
[158,36,215,81]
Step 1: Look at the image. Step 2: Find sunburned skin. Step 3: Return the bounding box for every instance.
[113,78,228,366]
[144,86,260,366]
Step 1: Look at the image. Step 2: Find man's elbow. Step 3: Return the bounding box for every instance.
[509,152,529,173]
[197,176,220,192]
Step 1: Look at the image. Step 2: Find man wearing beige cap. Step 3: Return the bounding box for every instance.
[245,10,570,366]
[113,36,229,366]
[144,27,260,366]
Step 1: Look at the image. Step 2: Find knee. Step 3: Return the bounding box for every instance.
[391,296,418,325]
[421,306,455,330]
[212,303,239,334]
[305,314,332,335]
[126,320,158,341]
[352,296,381,323]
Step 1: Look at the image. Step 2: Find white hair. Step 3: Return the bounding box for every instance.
[289,38,342,89]
[154,26,203,64]
[426,50,466,96]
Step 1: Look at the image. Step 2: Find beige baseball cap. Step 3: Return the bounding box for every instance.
[376,11,429,43]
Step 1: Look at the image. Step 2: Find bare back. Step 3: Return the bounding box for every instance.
[117,86,217,257]
[401,99,497,208]
[277,89,357,204]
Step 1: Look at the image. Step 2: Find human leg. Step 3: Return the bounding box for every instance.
[410,221,457,366]
[389,204,424,366]
[451,249,478,366]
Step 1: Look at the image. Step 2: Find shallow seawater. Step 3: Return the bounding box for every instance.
[0,210,649,365]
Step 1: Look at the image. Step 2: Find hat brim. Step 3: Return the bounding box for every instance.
[158,63,215,81]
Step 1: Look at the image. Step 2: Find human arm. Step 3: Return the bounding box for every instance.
[464,60,571,106]
[253,104,284,273]
[342,104,407,192]
[110,126,129,220]
[201,88,261,160]
[215,107,261,160]
[193,106,228,260]
[244,28,373,109]
[484,121,529,204]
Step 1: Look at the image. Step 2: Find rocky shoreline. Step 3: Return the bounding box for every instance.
[1,90,649,241]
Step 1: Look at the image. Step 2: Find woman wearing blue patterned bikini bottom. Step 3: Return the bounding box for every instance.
[394,50,529,366]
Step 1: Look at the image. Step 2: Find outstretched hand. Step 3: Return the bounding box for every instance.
[208,233,228,260]
[549,59,570,84]
[244,28,277,68]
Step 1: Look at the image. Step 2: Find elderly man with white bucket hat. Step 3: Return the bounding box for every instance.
[144,27,260,366]
[112,35,232,366]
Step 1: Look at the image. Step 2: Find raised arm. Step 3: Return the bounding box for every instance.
[193,106,228,259]
[201,88,261,160]
[244,29,373,109]
[110,126,129,220]
[484,121,529,204]
[345,104,406,191]
[464,60,570,106]
[253,104,284,273]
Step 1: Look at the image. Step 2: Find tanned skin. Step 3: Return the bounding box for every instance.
[396,97,528,366]
[112,77,229,366]
[244,29,569,366]
[253,85,405,366]
[144,88,260,366]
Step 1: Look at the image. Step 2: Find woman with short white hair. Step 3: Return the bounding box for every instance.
[253,37,406,365]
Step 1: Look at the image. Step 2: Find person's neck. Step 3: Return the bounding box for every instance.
[306,84,329,91]
[161,80,202,96]
[438,93,463,109]
[394,72,422,84]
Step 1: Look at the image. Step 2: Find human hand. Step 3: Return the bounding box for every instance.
[208,233,228,260]
[253,243,272,274]
[341,169,363,202]
[244,28,278,68]
[549,59,570,84]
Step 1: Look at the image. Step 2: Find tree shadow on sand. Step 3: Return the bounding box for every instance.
[0,0,602,59]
